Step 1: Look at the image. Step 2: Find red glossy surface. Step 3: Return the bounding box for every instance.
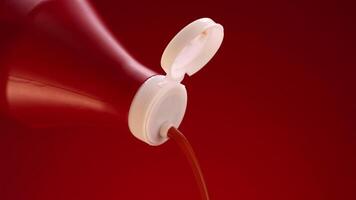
[1,0,356,200]
[1,0,156,127]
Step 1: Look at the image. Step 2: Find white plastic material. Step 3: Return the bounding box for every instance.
[161,18,224,82]
[128,18,224,145]
[128,75,187,145]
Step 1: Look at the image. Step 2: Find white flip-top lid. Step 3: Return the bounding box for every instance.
[161,18,224,82]
[129,18,224,145]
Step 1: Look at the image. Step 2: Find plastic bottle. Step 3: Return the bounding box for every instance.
[0,0,224,145]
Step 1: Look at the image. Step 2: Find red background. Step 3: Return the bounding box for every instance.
[1,0,356,199]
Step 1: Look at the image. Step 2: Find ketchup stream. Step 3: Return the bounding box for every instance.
[168,127,210,200]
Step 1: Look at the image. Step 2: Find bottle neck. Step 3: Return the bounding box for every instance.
[29,0,156,80]
[2,0,157,127]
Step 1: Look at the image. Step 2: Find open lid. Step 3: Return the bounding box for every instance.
[161,18,224,82]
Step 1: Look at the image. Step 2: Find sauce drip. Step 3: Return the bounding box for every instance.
[168,127,210,200]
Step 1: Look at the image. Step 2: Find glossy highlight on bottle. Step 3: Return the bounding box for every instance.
[1,0,157,128]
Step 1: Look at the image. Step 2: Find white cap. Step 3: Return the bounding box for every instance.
[128,18,224,145]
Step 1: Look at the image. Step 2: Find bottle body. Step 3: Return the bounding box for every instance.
[1,0,224,145]
[1,0,156,128]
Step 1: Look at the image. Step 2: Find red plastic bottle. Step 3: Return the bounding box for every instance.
[0,0,224,145]
[2,0,155,126]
